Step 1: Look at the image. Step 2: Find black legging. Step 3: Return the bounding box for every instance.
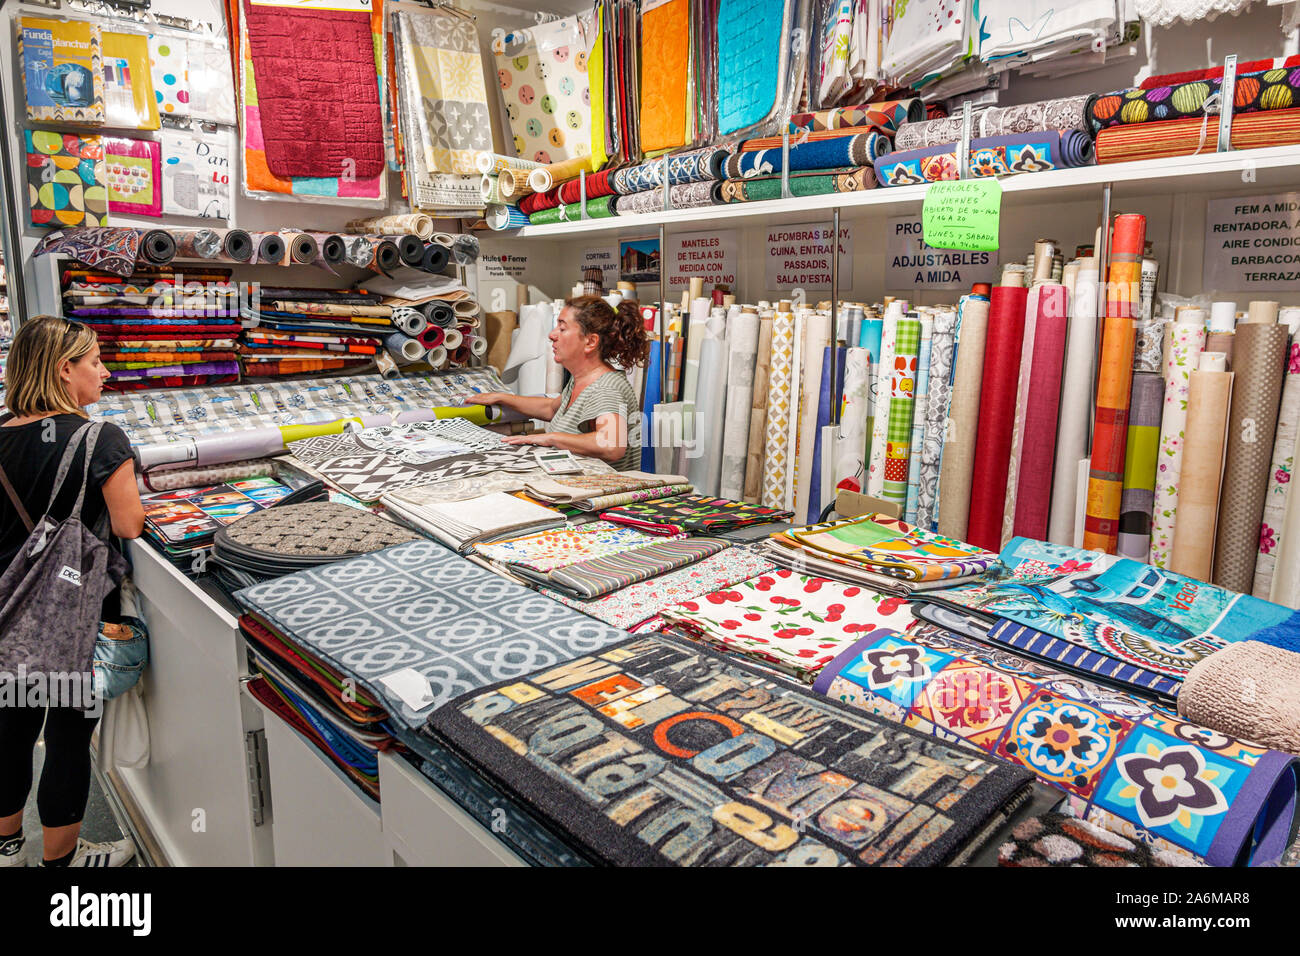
[0,694,99,829]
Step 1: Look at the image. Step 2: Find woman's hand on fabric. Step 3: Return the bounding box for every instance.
[465,391,504,406]
[502,432,558,448]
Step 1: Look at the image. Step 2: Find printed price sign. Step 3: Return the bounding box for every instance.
[922,179,1002,251]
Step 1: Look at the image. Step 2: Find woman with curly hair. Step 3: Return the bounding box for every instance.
[470,295,649,471]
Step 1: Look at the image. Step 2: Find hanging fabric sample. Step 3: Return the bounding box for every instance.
[492,16,592,163]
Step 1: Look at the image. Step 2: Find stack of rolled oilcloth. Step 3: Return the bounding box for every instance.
[876,130,1093,187]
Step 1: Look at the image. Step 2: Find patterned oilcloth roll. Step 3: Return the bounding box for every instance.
[722,132,889,178]
[610,146,731,194]
[1086,67,1300,133]
[894,94,1096,151]
[715,167,874,203]
[877,130,1093,187]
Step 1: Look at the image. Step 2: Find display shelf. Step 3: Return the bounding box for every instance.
[510,145,1300,239]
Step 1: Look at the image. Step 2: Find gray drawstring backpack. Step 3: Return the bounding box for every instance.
[0,421,129,681]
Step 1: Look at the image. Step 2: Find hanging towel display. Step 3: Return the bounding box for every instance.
[240,0,383,180]
[492,17,592,163]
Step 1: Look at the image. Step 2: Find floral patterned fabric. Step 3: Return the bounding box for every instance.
[600,494,793,536]
[1150,322,1206,569]
[659,568,915,682]
[476,521,665,574]
[536,546,775,631]
[789,513,999,582]
[813,623,1299,866]
[1254,342,1300,598]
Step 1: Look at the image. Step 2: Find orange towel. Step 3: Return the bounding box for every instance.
[639,0,690,153]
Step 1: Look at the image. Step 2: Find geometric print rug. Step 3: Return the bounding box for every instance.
[234,540,631,733]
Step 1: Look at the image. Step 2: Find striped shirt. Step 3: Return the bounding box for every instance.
[550,370,641,471]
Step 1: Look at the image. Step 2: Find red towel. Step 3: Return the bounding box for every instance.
[241,0,383,180]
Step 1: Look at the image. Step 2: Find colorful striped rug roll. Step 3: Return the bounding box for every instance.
[1117,371,1165,560]
[1084,214,1146,554]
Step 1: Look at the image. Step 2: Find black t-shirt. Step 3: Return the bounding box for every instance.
[0,414,134,618]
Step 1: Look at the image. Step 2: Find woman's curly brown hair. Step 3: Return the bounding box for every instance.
[565,294,650,369]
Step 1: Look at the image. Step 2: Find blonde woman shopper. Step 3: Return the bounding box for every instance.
[0,316,144,867]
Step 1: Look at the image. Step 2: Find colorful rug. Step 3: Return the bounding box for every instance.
[423,632,1034,866]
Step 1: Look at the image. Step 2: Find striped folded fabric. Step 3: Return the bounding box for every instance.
[540,537,730,600]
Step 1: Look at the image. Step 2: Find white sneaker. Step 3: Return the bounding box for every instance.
[63,837,136,868]
[0,835,26,867]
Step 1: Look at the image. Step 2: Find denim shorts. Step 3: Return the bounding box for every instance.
[92,616,148,700]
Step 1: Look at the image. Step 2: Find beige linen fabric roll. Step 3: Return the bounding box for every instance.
[936,296,991,541]
[1170,354,1233,582]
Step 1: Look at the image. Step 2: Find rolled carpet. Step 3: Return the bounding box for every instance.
[788,97,924,135]
[716,167,875,202]
[722,132,890,178]
[895,94,1096,150]
[526,195,617,225]
[610,146,730,193]
[612,182,713,216]
[1096,108,1300,163]
[1178,641,1300,756]
[876,130,1093,187]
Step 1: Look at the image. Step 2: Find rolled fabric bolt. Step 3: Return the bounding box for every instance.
[442,327,464,351]
[368,238,401,273]
[392,307,428,337]
[486,202,528,230]
[469,335,488,357]
[385,332,425,364]
[1248,300,1280,324]
[345,213,434,239]
[1281,307,1300,336]
[452,343,470,365]
[172,228,223,259]
[221,229,253,262]
[1209,301,1237,331]
[528,155,594,193]
[423,301,456,328]
[481,173,502,203]
[498,167,533,198]
[451,234,480,264]
[254,232,285,264]
[281,232,318,264]
[376,350,400,379]
[453,299,479,317]
[141,229,176,264]
[418,325,445,349]
[421,243,450,273]
[317,234,346,264]
[432,233,455,248]
[343,235,372,268]
[395,235,425,266]
[427,345,449,369]
[474,151,544,175]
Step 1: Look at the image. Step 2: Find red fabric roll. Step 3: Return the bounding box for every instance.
[1012,284,1070,540]
[418,325,446,349]
[520,186,564,214]
[557,168,617,205]
[967,285,1028,552]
